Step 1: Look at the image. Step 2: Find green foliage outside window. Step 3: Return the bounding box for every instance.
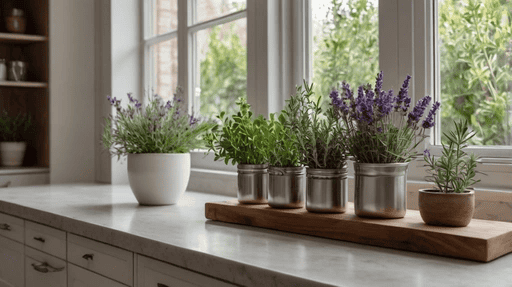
[312,0,379,107]
[199,25,247,118]
[439,0,512,145]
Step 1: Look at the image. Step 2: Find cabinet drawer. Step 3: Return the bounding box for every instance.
[25,246,66,287]
[68,263,128,287]
[25,221,66,260]
[68,233,133,286]
[0,212,24,243]
[0,235,24,287]
[136,255,236,287]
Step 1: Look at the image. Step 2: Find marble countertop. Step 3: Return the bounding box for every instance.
[0,184,511,287]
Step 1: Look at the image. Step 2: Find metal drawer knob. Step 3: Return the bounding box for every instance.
[31,262,64,273]
[33,236,45,243]
[157,284,169,287]
[0,223,10,231]
[82,253,94,260]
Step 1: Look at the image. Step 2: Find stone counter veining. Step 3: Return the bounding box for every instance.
[0,183,511,287]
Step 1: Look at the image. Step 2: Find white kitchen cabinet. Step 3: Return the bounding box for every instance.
[25,246,66,287]
[67,263,128,287]
[0,236,24,287]
[136,255,236,287]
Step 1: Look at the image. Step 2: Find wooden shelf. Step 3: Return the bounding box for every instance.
[0,81,47,88]
[0,167,49,175]
[205,200,512,262]
[0,33,47,43]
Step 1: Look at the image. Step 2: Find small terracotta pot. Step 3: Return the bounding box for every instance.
[418,188,475,227]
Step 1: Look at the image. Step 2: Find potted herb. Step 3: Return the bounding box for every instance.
[205,98,271,204]
[420,120,480,227]
[102,89,214,205]
[266,103,305,209]
[284,81,347,213]
[330,72,441,218]
[0,111,32,167]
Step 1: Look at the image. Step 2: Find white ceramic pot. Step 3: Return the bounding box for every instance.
[127,153,191,205]
[0,142,27,167]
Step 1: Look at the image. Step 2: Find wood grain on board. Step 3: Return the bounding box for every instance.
[205,200,512,262]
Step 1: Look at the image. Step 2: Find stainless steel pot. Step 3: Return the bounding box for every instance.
[237,164,268,204]
[306,166,348,213]
[268,166,305,209]
[354,162,409,218]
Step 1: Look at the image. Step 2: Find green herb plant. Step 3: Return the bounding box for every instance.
[267,113,302,168]
[423,120,481,193]
[282,80,346,169]
[102,89,214,160]
[0,111,32,142]
[204,98,270,165]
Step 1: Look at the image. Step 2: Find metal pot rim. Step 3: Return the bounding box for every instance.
[306,167,347,174]
[353,162,410,167]
[237,163,268,169]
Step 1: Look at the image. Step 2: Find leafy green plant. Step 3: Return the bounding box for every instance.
[267,113,302,167]
[424,120,481,193]
[102,89,214,159]
[0,111,32,142]
[282,80,346,169]
[204,98,270,165]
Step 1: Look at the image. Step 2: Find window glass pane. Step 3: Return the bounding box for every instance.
[149,38,178,101]
[193,18,247,118]
[150,0,178,37]
[194,0,246,25]
[438,0,512,145]
[312,0,379,105]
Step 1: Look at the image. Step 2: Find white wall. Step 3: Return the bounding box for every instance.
[50,0,96,183]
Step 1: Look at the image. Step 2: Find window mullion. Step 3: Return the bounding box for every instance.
[177,0,190,112]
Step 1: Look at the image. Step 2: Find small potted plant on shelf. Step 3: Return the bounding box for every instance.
[205,98,271,204]
[330,71,441,218]
[284,80,347,213]
[0,111,32,167]
[102,89,214,205]
[266,102,305,209]
[420,120,480,227]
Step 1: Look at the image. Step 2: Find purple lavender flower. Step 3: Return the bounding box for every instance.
[374,71,383,97]
[421,101,440,129]
[127,93,135,103]
[135,102,142,109]
[330,89,350,116]
[355,86,374,124]
[424,149,430,157]
[165,100,172,109]
[407,96,431,126]
[342,82,353,100]
[375,89,395,118]
[394,75,412,112]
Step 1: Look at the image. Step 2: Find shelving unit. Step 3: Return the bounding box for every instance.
[0,0,49,171]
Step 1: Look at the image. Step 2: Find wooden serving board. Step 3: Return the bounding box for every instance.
[205,200,512,262]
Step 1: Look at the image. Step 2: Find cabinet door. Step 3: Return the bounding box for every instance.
[0,236,24,287]
[68,263,127,287]
[136,255,235,287]
[25,246,66,287]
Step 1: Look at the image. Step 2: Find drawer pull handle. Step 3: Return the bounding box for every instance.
[33,236,46,243]
[0,223,10,231]
[157,284,169,287]
[31,262,65,273]
[82,253,94,260]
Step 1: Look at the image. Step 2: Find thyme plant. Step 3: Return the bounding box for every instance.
[423,120,481,193]
[204,98,270,165]
[282,80,346,169]
[102,89,214,159]
[330,72,441,163]
[266,113,302,167]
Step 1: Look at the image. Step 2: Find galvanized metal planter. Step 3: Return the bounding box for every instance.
[237,164,268,204]
[354,162,409,219]
[306,166,348,213]
[268,166,305,209]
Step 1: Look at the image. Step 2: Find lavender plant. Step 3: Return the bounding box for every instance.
[102,88,214,159]
[330,72,441,163]
[423,120,480,193]
[282,80,346,169]
[204,97,271,165]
